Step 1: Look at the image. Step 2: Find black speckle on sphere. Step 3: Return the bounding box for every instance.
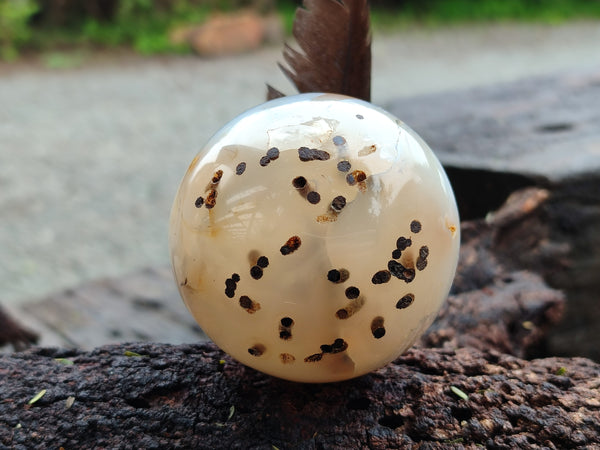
[327,269,341,282]
[333,135,346,146]
[236,162,247,175]
[232,273,240,282]
[371,270,391,284]
[280,317,294,327]
[194,196,204,208]
[396,237,412,251]
[250,265,263,280]
[345,286,360,299]
[410,220,422,233]
[331,196,346,212]
[292,176,307,189]
[396,293,415,309]
[259,155,271,167]
[372,327,386,339]
[257,256,269,268]
[337,160,351,172]
[391,249,402,260]
[267,147,280,160]
[307,191,321,204]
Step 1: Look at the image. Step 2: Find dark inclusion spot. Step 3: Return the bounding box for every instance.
[327,268,349,283]
[346,170,367,186]
[259,155,271,167]
[224,274,240,298]
[333,135,346,146]
[256,256,269,268]
[248,344,265,357]
[356,114,364,120]
[388,260,415,283]
[205,189,217,209]
[194,196,204,208]
[279,317,294,340]
[292,176,307,189]
[211,170,223,185]
[236,162,247,175]
[396,237,412,251]
[416,245,429,271]
[239,295,260,313]
[331,195,346,212]
[396,293,415,309]
[345,286,360,299]
[372,270,391,284]
[305,338,348,362]
[267,147,280,160]
[298,147,330,162]
[337,160,351,172]
[391,249,402,260]
[371,317,386,339]
[410,220,422,233]
[250,265,263,280]
[281,317,294,327]
[336,309,349,319]
[280,235,301,255]
[307,191,321,204]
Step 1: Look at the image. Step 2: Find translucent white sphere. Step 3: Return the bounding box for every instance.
[170,93,460,382]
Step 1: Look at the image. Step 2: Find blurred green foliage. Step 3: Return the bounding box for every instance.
[2,0,600,61]
[0,0,38,60]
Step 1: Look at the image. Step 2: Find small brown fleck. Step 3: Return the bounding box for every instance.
[330,196,346,212]
[236,162,247,175]
[280,235,301,255]
[337,160,351,172]
[331,338,348,353]
[304,353,323,363]
[248,344,266,356]
[307,191,321,204]
[194,196,204,208]
[205,189,217,209]
[280,353,295,364]
[371,317,386,339]
[371,270,391,284]
[396,293,415,309]
[279,330,292,340]
[336,308,349,319]
[292,176,307,189]
[239,295,261,313]
[250,265,263,280]
[345,286,360,299]
[410,220,422,233]
[416,246,429,271]
[211,170,223,185]
[256,256,269,268]
[267,147,280,160]
[298,147,330,162]
[346,170,366,186]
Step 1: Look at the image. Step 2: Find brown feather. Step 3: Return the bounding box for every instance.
[266,84,286,100]
[279,0,371,101]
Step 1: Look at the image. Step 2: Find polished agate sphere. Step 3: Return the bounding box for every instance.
[169,93,460,383]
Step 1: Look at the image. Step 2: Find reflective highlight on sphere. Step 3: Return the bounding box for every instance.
[170,93,460,383]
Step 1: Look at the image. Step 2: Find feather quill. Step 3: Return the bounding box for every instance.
[268,0,371,102]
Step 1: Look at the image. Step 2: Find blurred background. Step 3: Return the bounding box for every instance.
[1,0,600,353]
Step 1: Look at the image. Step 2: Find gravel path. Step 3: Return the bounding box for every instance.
[2,22,600,305]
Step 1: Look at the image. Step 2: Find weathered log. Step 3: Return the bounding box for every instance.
[1,342,598,449]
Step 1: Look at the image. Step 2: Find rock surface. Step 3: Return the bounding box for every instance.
[1,343,598,449]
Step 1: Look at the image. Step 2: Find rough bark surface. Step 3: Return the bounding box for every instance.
[1,343,598,449]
